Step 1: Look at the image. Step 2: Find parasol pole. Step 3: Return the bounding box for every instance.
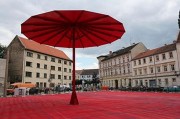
[70,26,79,105]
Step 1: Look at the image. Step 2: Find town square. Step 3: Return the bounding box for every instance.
[0,0,180,119]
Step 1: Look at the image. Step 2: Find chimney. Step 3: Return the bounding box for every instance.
[109,51,112,55]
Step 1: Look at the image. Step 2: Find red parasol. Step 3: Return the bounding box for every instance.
[21,10,125,105]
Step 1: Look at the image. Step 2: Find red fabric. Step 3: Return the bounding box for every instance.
[21,10,125,105]
[21,10,125,48]
[0,91,180,119]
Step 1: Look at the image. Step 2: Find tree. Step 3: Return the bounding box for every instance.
[0,44,7,58]
[92,72,99,87]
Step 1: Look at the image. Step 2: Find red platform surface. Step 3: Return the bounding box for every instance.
[0,91,180,119]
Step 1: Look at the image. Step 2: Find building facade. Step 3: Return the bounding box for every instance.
[132,42,180,87]
[0,59,6,86]
[6,36,72,88]
[97,43,147,89]
[80,69,99,81]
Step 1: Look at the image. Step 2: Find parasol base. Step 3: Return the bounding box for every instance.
[70,91,79,105]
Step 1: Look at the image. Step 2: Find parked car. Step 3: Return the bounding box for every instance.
[163,86,180,92]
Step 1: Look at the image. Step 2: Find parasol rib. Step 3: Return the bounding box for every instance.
[86,27,122,39]
[33,15,66,24]
[28,27,65,39]
[82,28,111,44]
[39,28,67,44]
[54,28,70,47]
[78,29,99,46]
[81,15,109,23]
[76,29,85,48]
[22,25,66,33]
[54,11,72,23]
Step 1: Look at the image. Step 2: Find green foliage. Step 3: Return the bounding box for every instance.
[0,44,7,58]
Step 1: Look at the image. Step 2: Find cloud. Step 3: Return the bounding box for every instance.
[0,0,180,69]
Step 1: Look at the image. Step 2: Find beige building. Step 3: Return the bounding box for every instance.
[97,43,147,89]
[6,35,72,88]
[132,33,180,87]
[75,70,83,80]
[0,59,6,86]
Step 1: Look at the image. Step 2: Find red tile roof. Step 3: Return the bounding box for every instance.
[133,48,159,60]
[18,36,71,60]
[133,43,176,60]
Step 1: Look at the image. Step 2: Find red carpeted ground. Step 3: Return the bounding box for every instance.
[0,91,180,119]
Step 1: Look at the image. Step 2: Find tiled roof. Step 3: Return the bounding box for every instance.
[18,36,71,60]
[133,43,176,60]
[177,31,180,43]
[81,69,99,75]
[101,43,138,61]
[75,70,83,75]
[133,48,159,60]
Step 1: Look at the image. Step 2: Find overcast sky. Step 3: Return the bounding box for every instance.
[0,0,180,70]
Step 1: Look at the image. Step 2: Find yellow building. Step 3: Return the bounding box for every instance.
[6,35,72,88]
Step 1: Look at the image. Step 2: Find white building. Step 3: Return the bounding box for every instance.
[6,36,72,88]
[97,43,147,89]
[132,33,180,87]
[80,69,99,81]
[0,59,6,86]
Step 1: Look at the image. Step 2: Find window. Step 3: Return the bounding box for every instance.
[149,57,152,62]
[138,60,141,65]
[58,59,61,63]
[156,55,159,61]
[51,66,55,70]
[58,67,61,71]
[69,76,71,80]
[123,67,125,74]
[51,57,55,62]
[69,69,71,73]
[162,54,166,60]
[169,52,173,58]
[44,56,47,60]
[170,64,175,71]
[58,75,61,79]
[134,61,136,66]
[157,66,161,72]
[139,69,142,75]
[150,67,153,73]
[158,79,161,86]
[26,72,32,77]
[37,54,41,59]
[26,61,32,67]
[37,63,40,68]
[64,68,67,72]
[163,65,167,72]
[69,62,71,66]
[44,73,47,78]
[143,58,146,64]
[27,52,33,57]
[123,58,125,63]
[50,74,55,79]
[36,73,40,78]
[144,68,147,74]
[172,78,176,82]
[165,78,168,85]
[64,76,67,80]
[64,61,67,65]
[134,70,137,75]
[44,64,47,69]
